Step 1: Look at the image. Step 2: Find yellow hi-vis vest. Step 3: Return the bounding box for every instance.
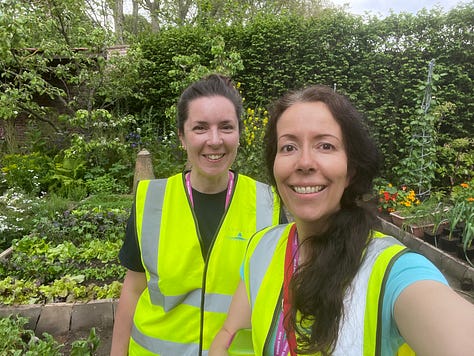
[243,223,416,356]
[129,172,281,356]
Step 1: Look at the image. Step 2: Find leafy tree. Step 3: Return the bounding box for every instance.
[0,0,117,152]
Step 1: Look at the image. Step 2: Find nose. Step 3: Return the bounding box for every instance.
[208,127,223,146]
[296,146,316,173]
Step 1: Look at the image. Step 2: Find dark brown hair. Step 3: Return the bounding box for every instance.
[176,74,243,135]
[264,85,382,354]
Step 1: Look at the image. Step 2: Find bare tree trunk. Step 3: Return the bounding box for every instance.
[132,0,139,34]
[113,0,125,44]
[141,0,161,32]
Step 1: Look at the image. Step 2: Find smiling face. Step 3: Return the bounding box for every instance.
[273,101,351,238]
[179,95,240,192]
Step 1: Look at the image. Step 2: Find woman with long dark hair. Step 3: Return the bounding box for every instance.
[210,85,474,355]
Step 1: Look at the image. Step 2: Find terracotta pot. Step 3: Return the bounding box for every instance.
[389,211,406,228]
[408,224,434,238]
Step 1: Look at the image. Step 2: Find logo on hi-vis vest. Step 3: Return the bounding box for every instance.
[228,232,247,241]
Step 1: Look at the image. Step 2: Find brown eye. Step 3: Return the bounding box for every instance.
[281,144,296,153]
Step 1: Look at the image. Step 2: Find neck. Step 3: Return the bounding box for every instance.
[189,170,230,194]
[294,220,329,264]
[295,220,327,243]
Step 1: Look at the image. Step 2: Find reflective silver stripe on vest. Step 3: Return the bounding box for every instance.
[147,283,232,313]
[335,236,403,355]
[131,324,206,356]
[255,181,276,230]
[248,225,285,307]
[142,179,166,303]
[141,178,249,313]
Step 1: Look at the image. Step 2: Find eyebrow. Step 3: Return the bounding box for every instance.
[278,133,341,141]
[192,119,236,125]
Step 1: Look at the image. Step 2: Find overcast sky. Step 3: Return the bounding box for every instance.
[329,0,468,16]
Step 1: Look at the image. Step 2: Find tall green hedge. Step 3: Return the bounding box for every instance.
[128,4,473,185]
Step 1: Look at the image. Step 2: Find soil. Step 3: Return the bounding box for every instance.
[56,326,112,355]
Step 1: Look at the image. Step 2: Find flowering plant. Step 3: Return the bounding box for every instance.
[376,183,420,213]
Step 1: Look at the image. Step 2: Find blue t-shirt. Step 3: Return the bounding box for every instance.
[243,252,447,355]
[381,252,447,355]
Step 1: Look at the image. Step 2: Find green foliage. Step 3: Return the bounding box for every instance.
[396,63,441,196]
[1,4,472,195]
[85,173,129,195]
[70,327,100,356]
[435,137,474,188]
[374,181,421,214]
[0,200,129,304]
[447,181,474,251]
[0,0,115,137]
[0,190,45,250]
[0,315,62,355]
[234,106,269,182]
[76,192,133,211]
[1,153,53,195]
[126,7,472,190]
[0,315,100,355]
[166,33,244,126]
[49,155,88,200]
[151,131,187,179]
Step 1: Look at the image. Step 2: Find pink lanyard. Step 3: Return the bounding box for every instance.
[275,225,299,356]
[185,171,234,209]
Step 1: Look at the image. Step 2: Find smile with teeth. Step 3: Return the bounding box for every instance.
[292,185,325,194]
[205,154,224,160]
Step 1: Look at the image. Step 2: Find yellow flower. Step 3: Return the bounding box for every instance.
[460,183,469,188]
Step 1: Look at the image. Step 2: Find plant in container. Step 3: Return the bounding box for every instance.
[390,192,446,239]
[439,181,473,254]
[457,214,474,266]
[439,204,463,253]
[387,185,421,227]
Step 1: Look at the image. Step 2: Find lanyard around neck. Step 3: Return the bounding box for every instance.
[275,224,299,356]
[185,171,234,209]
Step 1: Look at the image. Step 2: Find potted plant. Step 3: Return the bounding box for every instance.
[390,192,446,239]
[438,204,462,253]
[439,181,474,255]
[386,185,421,228]
[457,212,474,266]
[424,204,450,246]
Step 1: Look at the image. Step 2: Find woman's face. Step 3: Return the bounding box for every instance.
[179,95,240,185]
[273,101,351,237]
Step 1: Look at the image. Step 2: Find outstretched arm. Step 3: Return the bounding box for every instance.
[394,280,474,356]
[210,281,252,355]
[110,270,147,356]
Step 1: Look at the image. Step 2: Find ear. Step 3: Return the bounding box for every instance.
[178,130,186,150]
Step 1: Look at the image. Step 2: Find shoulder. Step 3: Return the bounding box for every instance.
[247,224,291,253]
[234,172,270,187]
[385,251,448,308]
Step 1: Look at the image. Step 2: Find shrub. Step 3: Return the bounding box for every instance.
[1,153,53,195]
[0,190,44,250]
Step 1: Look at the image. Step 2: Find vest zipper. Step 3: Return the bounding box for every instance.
[198,175,237,355]
[198,206,229,356]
